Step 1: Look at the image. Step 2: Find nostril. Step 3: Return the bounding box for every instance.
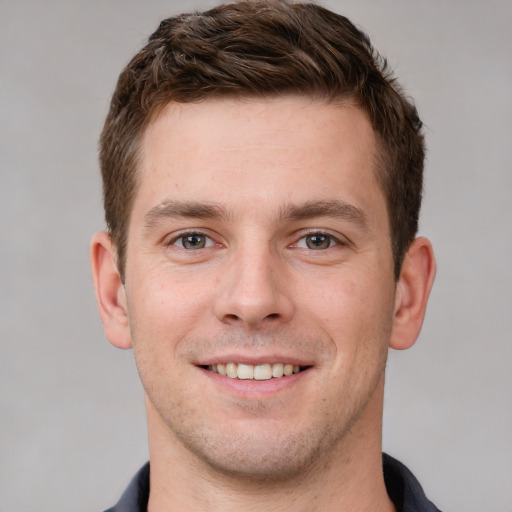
[265,313,279,319]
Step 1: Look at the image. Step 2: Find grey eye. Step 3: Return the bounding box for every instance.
[175,234,212,250]
[305,234,332,250]
[295,232,340,250]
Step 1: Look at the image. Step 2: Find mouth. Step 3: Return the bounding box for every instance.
[201,362,310,381]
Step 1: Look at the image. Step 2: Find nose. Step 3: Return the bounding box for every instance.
[213,243,295,329]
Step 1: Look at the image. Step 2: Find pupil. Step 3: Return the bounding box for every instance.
[184,234,205,249]
[307,234,330,250]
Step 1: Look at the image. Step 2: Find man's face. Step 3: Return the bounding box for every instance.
[123,96,398,479]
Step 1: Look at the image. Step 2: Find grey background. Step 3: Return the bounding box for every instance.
[1,1,511,511]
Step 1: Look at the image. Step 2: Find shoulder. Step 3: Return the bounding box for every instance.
[383,453,443,512]
[103,463,150,512]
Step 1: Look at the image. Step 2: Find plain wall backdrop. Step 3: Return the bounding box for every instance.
[1,1,511,510]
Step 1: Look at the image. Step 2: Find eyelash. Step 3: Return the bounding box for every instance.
[293,231,344,250]
[167,231,216,250]
[166,229,345,252]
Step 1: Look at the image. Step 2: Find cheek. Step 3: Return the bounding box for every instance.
[137,268,215,316]
[301,270,395,349]
[128,269,215,354]
[128,277,203,397]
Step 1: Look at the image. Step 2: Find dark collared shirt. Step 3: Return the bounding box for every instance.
[104,453,442,512]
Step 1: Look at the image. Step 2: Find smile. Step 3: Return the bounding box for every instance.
[205,363,306,380]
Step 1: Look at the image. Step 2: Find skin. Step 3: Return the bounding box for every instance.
[91,96,436,512]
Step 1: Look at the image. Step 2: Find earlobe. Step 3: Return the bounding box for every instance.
[90,232,132,349]
[389,237,436,350]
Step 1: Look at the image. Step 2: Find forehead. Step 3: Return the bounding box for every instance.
[134,96,385,226]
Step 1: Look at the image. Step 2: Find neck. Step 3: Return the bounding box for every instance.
[145,380,395,512]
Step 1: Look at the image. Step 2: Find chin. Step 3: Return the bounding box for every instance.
[176,420,344,484]
[199,439,316,482]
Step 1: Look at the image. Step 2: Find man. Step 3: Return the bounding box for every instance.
[90,1,438,510]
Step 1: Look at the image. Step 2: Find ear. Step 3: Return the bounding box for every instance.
[389,237,436,350]
[90,231,132,349]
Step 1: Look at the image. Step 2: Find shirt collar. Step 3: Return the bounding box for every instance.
[104,454,442,512]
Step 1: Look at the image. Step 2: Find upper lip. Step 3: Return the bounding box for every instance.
[196,354,314,367]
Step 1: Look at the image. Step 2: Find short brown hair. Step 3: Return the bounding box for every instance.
[99,0,424,280]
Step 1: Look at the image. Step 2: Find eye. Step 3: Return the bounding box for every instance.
[172,233,214,250]
[295,232,341,250]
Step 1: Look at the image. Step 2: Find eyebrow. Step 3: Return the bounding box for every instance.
[279,200,369,230]
[144,200,233,229]
[143,199,369,230]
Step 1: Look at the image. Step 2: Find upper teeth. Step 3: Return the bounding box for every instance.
[208,363,301,380]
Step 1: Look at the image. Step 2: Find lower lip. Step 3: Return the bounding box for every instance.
[199,366,310,399]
